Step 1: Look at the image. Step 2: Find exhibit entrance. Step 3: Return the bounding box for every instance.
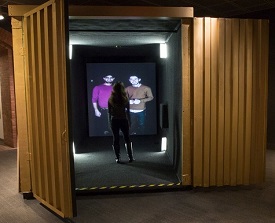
[10,1,269,218]
[11,4,194,217]
[68,17,186,192]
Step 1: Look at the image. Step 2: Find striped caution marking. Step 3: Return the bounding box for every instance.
[75,182,182,191]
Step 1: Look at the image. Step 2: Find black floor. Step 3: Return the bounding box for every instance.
[74,136,180,192]
[2,144,275,222]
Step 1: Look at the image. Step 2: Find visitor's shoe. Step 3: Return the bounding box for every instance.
[125,142,135,163]
[112,145,121,164]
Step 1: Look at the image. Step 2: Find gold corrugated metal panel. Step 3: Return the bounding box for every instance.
[192,18,268,187]
[23,0,73,218]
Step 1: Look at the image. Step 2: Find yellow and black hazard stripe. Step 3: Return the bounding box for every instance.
[76,182,182,192]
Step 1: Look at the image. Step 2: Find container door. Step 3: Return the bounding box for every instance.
[23,0,75,217]
[191,18,269,187]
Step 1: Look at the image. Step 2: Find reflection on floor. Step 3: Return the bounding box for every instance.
[74,136,180,192]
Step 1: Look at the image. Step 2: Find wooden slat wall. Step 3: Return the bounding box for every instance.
[23,0,73,217]
[192,18,269,187]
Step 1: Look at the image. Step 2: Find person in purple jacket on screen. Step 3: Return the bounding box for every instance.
[92,75,115,135]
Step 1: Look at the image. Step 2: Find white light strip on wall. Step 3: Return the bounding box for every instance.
[160,43,167,58]
[0,15,4,20]
[73,141,75,154]
[161,137,167,151]
[69,44,73,60]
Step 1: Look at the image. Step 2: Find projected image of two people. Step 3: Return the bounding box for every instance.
[87,63,157,137]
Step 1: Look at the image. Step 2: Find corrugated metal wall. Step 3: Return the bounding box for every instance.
[23,0,73,217]
[192,18,269,187]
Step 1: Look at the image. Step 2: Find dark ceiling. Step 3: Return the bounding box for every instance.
[0,0,275,17]
[1,0,275,46]
[1,0,275,17]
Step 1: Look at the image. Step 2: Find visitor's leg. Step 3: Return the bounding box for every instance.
[111,119,121,163]
[125,142,134,162]
[121,119,135,162]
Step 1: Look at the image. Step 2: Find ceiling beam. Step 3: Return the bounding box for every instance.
[9,5,193,19]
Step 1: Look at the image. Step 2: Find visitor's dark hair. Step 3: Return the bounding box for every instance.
[109,81,128,105]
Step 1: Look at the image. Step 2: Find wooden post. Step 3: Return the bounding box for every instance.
[11,17,32,193]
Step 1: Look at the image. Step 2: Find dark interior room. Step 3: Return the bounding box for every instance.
[69,18,184,190]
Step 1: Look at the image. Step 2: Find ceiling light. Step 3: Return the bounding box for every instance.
[0,6,8,20]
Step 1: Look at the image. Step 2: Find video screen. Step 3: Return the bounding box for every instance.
[87,63,157,137]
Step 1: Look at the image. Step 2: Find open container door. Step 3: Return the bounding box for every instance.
[23,0,75,218]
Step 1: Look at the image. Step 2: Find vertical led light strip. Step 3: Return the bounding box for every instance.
[73,141,75,154]
[161,137,167,151]
[160,43,167,58]
[69,44,73,60]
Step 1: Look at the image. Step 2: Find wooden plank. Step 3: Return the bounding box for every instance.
[255,20,268,183]
[181,19,192,185]
[53,0,73,214]
[37,9,51,202]
[69,6,194,19]
[11,18,32,192]
[217,18,225,186]
[261,20,269,180]
[230,19,239,186]
[223,19,232,185]
[250,20,258,184]
[51,1,63,209]
[244,19,252,185]
[203,17,211,187]
[254,20,262,183]
[210,18,218,186]
[56,0,73,214]
[9,5,194,18]
[237,19,245,184]
[44,5,58,207]
[260,20,269,183]
[26,14,41,195]
[193,18,204,187]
